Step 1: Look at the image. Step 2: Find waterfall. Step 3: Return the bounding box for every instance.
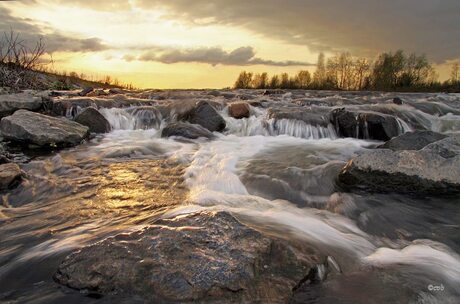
[100,107,165,130]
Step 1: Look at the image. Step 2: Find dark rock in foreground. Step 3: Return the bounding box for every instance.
[378,130,447,151]
[161,122,215,139]
[0,110,89,148]
[0,163,23,190]
[339,135,460,194]
[187,101,226,132]
[55,211,322,303]
[228,102,250,119]
[75,107,111,133]
[331,108,401,141]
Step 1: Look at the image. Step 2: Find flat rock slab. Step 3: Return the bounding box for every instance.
[55,211,322,303]
[0,92,43,117]
[339,135,460,194]
[378,130,447,151]
[0,163,22,190]
[161,122,215,139]
[0,110,89,147]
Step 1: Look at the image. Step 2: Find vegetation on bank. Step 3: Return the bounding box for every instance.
[0,31,134,91]
[234,51,460,92]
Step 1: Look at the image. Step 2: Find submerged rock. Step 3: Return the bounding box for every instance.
[228,102,250,119]
[0,92,44,118]
[55,211,322,303]
[75,107,111,133]
[0,163,23,190]
[187,101,226,132]
[161,122,215,139]
[378,130,447,151]
[338,135,460,194]
[0,110,89,148]
[330,108,401,141]
[268,107,331,127]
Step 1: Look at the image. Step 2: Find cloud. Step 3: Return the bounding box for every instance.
[132,0,460,63]
[0,7,108,53]
[136,46,312,66]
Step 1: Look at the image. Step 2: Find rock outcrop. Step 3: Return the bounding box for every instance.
[75,107,111,133]
[331,108,401,141]
[55,211,322,303]
[161,122,215,139]
[0,110,89,147]
[187,101,226,132]
[338,135,460,194]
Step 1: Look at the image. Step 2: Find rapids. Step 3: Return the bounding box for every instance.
[1,90,459,303]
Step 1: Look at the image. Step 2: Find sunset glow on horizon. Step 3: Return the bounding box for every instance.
[1,0,459,88]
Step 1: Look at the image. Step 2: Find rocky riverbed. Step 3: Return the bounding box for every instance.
[0,88,459,303]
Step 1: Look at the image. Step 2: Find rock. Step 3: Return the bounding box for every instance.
[108,88,125,95]
[0,92,44,118]
[86,89,108,97]
[393,97,404,105]
[55,211,322,303]
[161,122,215,139]
[78,87,93,96]
[0,110,89,147]
[263,89,285,95]
[268,107,331,127]
[378,131,447,151]
[331,108,401,141]
[228,102,250,119]
[187,101,226,132]
[338,135,460,194]
[0,163,22,190]
[75,107,111,133]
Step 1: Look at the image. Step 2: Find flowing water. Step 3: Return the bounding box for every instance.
[1,91,460,303]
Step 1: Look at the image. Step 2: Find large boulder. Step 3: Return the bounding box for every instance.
[0,163,23,190]
[338,135,460,194]
[75,107,111,133]
[0,92,44,118]
[161,122,215,139]
[0,110,89,147]
[228,102,250,119]
[187,101,226,132]
[378,131,447,151]
[55,211,323,303]
[330,108,401,141]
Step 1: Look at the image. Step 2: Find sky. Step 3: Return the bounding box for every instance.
[1,0,459,89]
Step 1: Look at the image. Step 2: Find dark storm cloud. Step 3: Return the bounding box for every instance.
[133,0,460,62]
[136,46,312,66]
[0,6,108,52]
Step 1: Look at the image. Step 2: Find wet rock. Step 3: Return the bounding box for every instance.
[78,87,93,96]
[330,108,401,141]
[86,89,109,97]
[338,135,460,194]
[108,88,125,95]
[187,101,226,132]
[268,107,331,127]
[228,102,250,119]
[75,107,111,133]
[0,92,44,118]
[161,122,215,139]
[0,163,22,190]
[263,89,285,95]
[55,211,322,303]
[0,110,89,148]
[378,131,447,151]
[393,97,404,105]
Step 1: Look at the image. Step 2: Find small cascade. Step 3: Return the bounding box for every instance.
[267,119,337,139]
[223,107,337,139]
[100,107,166,130]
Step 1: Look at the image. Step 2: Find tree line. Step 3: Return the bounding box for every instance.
[234,51,460,92]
